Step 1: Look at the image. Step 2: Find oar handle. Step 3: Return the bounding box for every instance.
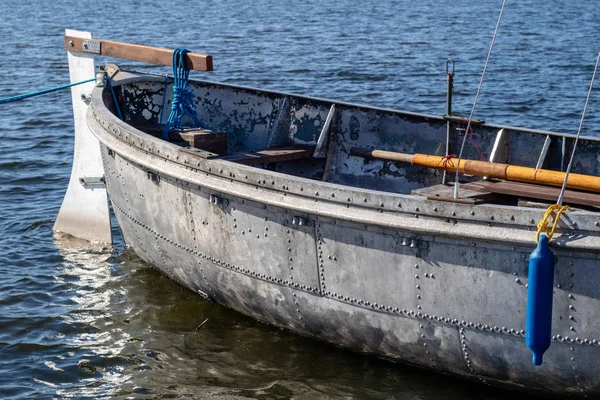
[64,35,213,72]
[349,147,413,163]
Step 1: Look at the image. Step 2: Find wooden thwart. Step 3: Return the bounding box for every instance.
[412,183,494,205]
[220,146,316,165]
[132,124,227,154]
[64,35,213,72]
[468,180,600,208]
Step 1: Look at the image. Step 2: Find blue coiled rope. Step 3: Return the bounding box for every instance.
[0,78,95,105]
[162,48,203,140]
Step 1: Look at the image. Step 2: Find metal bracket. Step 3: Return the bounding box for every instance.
[79,176,105,187]
[399,237,428,249]
[536,135,552,169]
[209,194,229,206]
[80,92,92,104]
[82,39,101,54]
[313,104,336,158]
[147,171,160,183]
[292,216,313,227]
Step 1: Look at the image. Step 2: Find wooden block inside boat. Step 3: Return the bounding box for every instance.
[174,128,227,154]
[219,145,316,165]
[132,124,228,154]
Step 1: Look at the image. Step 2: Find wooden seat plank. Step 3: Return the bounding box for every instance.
[412,183,495,204]
[220,146,316,165]
[468,180,600,208]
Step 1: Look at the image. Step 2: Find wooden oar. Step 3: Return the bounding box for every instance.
[64,35,213,72]
[350,147,600,193]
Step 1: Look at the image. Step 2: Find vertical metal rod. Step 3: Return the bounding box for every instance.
[453,0,507,199]
[446,59,454,117]
[557,51,600,206]
[443,58,455,184]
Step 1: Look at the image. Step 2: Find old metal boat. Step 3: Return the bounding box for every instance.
[56,30,600,397]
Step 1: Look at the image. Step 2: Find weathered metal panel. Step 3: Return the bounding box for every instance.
[296,291,467,374]
[462,329,577,391]
[192,82,280,152]
[554,254,600,338]
[316,219,420,311]
[330,105,447,193]
[288,96,331,145]
[419,239,529,330]
[101,148,163,269]
[200,261,306,331]
[122,81,164,124]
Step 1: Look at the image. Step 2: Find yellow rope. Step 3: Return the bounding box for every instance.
[536,204,570,243]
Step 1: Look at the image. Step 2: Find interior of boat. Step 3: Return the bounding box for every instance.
[105,71,600,210]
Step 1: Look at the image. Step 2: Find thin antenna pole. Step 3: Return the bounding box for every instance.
[453,0,507,199]
[557,51,600,206]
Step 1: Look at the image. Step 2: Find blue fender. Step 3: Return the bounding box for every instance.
[526,234,555,366]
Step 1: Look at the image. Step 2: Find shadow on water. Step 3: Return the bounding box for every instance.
[50,236,551,399]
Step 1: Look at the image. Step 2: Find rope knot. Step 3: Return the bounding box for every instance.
[438,153,456,169]
[171,87,197,113]
[536,204,570,243]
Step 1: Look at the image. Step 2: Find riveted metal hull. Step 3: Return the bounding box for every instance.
[88,72,600,397]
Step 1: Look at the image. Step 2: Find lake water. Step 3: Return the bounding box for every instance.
[1,0,598,398]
